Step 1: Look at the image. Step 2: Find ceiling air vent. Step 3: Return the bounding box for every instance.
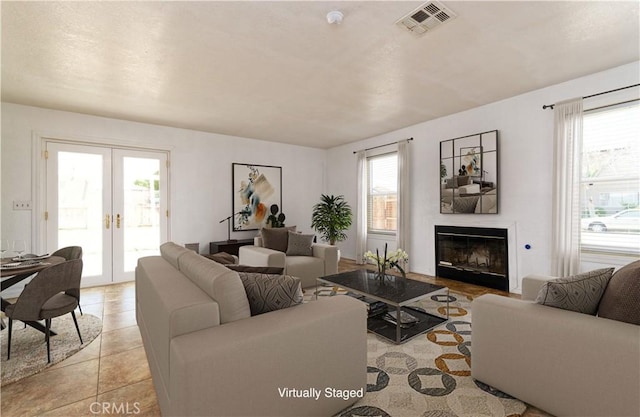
[396,1,457,36]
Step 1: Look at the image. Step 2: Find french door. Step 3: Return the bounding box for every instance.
[45,142,169,286]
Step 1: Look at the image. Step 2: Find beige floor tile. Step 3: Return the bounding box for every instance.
[81,302,105,319]
[102,310,137,333]
[1,359,99,416]
[98,346,150,394]
[97,378,161,417]
[100,326,143,358]
[80,290,106,306]
[39,397,97,417]
[103,297,136,315]
[104,283,135,302]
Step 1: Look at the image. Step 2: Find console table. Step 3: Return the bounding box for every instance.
[209,239,255,256]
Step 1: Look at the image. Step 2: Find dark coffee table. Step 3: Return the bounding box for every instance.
[317,269,449,344]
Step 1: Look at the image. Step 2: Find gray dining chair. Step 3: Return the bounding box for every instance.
[5,259,84,363]
[51,246,83,315]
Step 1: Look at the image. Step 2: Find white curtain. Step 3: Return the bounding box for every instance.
[355,150,367,264]
[397,141,410,270]
[552,98,583,276]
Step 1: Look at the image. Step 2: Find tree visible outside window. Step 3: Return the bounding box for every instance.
[368,153,397,233]
[580,101,640,255]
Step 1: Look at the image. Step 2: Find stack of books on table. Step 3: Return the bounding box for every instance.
[383,310,419,328]
[346,293,388,318]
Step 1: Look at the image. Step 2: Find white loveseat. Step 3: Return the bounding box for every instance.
[239,236,339,288]
[471,273,640,417]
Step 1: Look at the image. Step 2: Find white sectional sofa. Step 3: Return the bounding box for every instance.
[136,242,367,417]
[471,272,640,417]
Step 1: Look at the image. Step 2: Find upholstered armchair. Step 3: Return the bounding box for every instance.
[238,229,339,288]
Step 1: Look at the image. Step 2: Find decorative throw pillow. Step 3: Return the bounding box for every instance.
[227,265,285,274]
[597,260,640,325]
[445,178,457,189]
[261,226,296,252]
[286,232,314,256]
[452,196,480,213]
[203,252,236,265]
[535,268,614,315]
[456,175,472,186]
[237,272,303,315]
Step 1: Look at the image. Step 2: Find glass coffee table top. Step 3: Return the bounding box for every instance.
[318,269,446,306]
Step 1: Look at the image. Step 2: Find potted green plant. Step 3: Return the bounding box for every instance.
[311,194,353,245]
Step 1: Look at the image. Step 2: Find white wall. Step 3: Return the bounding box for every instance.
[326,61,640,291]
[1,103,326,258]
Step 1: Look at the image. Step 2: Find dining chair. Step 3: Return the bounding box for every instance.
[5,259,84,363]
[51,246,83,315]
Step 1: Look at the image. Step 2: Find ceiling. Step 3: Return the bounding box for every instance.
[2,1,639,149]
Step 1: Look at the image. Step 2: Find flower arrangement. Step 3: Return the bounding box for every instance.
[364,243,409,278]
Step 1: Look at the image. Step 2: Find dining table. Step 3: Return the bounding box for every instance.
[1,255,66,334]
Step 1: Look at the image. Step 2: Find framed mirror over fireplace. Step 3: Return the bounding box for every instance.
[440,130,499,214]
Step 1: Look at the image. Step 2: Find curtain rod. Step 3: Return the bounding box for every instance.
[542,83,640,110]
[352,138,413,154]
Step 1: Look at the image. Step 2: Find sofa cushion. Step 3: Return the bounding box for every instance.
[597,260,640,325]
[203,252,236,265]
[261,226,296,252]
[178,251,251,324]
[227,265,285,274]
[286,232,314,256]
[453,195,480,213]
[160,242,190,270]
[237,273,303,315]
[535,267,614,315]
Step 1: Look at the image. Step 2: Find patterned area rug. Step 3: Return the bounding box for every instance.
[306,286,526,417]
[0,313,102,386]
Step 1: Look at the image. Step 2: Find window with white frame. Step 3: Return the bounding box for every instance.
[367,152,398,234]
[580,101,640,255]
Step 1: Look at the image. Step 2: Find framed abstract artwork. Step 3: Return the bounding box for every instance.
[232,163,282,230]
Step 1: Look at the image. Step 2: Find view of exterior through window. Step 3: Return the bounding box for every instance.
[580,101,640,255]
[368,153,398,233]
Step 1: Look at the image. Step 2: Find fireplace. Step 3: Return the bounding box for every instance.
[435,225,508,291]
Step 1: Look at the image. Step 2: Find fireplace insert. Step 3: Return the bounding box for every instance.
[435,225,508,291]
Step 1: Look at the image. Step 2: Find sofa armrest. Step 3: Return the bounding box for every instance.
[471,294,640,417]
[169,296,367,417]
[238,245,285,268]
[521,274,556,301]
[312,243,339,276]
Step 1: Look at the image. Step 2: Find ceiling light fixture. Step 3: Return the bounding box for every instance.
[326,10,344,25]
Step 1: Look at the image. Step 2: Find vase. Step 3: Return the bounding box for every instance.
[376,264,387,281]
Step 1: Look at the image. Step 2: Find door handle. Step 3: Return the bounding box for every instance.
[105,214,111,229]
[116,214,121,229]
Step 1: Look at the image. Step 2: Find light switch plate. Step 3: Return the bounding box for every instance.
[13,201,32,210]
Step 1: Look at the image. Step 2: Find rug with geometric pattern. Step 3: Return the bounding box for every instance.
[307,287,526,417]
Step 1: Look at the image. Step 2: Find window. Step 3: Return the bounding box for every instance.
[580,101,640,255]
[367,153,397,233]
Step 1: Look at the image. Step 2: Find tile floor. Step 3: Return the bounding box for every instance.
[1,260,552,417]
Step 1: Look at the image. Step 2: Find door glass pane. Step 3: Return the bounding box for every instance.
[123,157,161,271]
[58,152,103,276]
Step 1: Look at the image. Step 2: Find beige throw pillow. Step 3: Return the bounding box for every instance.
[286,232,314,256]
[535,268,614,315]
